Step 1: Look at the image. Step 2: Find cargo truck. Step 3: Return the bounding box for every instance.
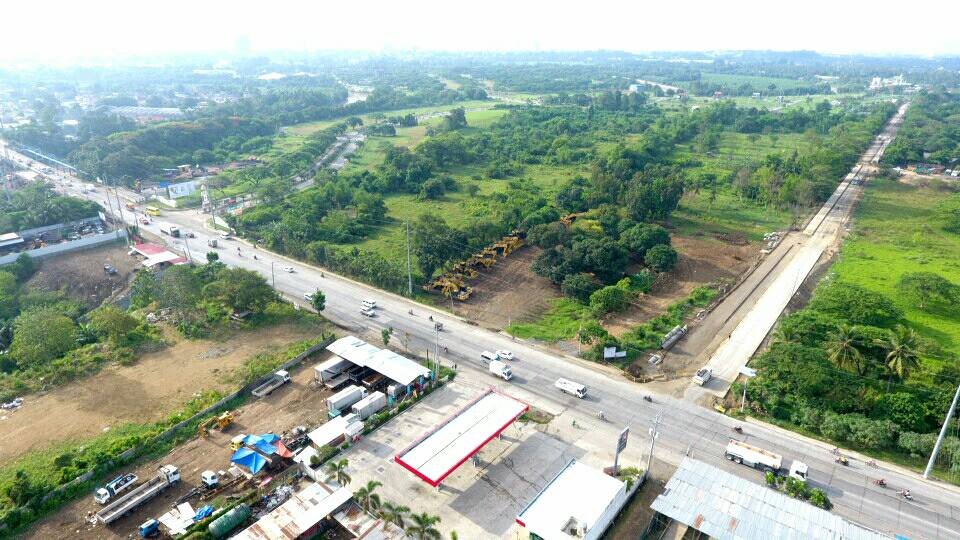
[94,473,139,504]
[251,370,290,397]
[351,391,387,419]
[314,358,354,389]
[327,385,368,417]
[725,440,808,479]
[159,224,181,238]
[95,465,180,525]
[488,360,513,381]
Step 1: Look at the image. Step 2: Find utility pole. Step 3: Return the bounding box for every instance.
[270,261,276,288]
[925,383,960,479]
[646,412,663,475]
[434,324,441,379]
[406,222,413,297]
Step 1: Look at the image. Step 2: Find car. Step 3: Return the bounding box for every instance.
[304,292,314,301]
[495,350,514,361]
[184,231,196,238]
[219,232,232,240]
[282,266,295,273]
[140,217,150,225]
[360,308,376,318]
[103,264,117,275]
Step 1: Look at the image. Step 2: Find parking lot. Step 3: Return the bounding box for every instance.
[341,376,647,538]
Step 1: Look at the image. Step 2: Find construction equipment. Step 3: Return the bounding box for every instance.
[421,230,525,301]
[198,411,234,437]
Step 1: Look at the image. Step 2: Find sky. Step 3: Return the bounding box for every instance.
[2,0,958,65]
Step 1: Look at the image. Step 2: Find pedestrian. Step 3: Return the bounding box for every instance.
[453,363,458,371]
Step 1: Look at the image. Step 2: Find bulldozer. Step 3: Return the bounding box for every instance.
[198,411,234,438]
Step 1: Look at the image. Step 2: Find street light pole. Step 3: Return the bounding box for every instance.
[925,382,960,479]
[646,412,662,475]
[270,261,276,288]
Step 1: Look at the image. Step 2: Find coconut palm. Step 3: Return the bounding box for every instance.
[825,324,865,374]
[406,512,442,540]
[324,458,351,487]
[380,501,410,529]
[885,325,920,384]
[354,480,382,513]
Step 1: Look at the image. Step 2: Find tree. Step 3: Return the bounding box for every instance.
[418,178,446,200]
[324,458,351,487]
[9,253,36,282]
[561,273,601,303]
[620,223,670,260]
[571,236,628,283]
[825,324,865,374]
[206,251,219,264]
[382,327,393,346]
[355,480,382,513]
[644,244,678,272]
[159,265,201,316]
[412,214,466,280]
[808,282,902,328]
[311,290,326,312]
[381,501,410,529]
[9,307,78,369]
[527,222,570,249]
[203,267,276,313]
[885,325,920,382]
[589,285,631,314]
[441,107,468,131]
[406,512,442,540]
[88,306,139,345]
[898,272,958,310]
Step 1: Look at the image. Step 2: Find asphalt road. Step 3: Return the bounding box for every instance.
[4,110,960,539]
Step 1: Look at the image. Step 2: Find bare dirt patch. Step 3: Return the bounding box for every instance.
[451,246,561,330]
[25,355,336,540]
[0,323,322,465]
[604,235,754,338]
[25,241,138,308]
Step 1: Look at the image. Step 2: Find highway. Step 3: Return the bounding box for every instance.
[4,106,960,538]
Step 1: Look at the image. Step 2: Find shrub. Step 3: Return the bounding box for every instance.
[561,273,601,303]
[808,282,903,327]
[589,285,631,315]
[809,488,831,509]
[644,244,678,272]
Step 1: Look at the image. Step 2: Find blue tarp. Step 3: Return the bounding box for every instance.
[253,440,278,456]
[231,447,267,474]
[242,433,279,446]
[194,505,215,521]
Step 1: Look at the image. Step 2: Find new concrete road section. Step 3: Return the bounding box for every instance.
[685,101,910,400]
[4,106,959,538]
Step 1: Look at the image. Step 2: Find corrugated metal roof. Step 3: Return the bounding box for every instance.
[327,336,430,386]
[650,458,890,540]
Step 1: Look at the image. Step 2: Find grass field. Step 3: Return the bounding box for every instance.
[697,72,813,91]
[830,179,960,377]
[284,99,498,136]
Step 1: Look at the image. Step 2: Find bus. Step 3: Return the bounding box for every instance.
[145,206,161,216]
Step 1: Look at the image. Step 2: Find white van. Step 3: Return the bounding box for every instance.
[555,378,587,398]
[480,351,497,364]
[361,299,377,310]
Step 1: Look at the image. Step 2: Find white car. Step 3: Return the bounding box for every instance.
[282,266,295,273]
[360,308,376,318]
[304,292,314,301]
[495,350,514,361]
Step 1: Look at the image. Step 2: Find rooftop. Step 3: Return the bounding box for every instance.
[650,458,890,540]
[394,389,528,487]
[233,482,352,540]
[327,336,430,386]
[516,458,626,539]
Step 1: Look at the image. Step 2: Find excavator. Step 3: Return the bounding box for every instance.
[198,411,234,438]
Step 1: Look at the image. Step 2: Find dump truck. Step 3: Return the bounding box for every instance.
[95,465,180,525]
[327,385,368,417]
[251,370,290,397]
[725,440,808,479]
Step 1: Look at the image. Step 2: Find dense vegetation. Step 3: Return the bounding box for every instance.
[0,183,101,233]
[883,91,960,166]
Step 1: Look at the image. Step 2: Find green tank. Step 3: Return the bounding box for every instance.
[208,503,251,538]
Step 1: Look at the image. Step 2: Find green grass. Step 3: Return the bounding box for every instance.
[697,72,814,91]
[506,298,595,341]
[831,179,960,372]
[673,189,795,241]
[284,100,498,137]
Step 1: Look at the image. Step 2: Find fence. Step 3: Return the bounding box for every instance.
[35,335,334,508]
[0,230,127,266]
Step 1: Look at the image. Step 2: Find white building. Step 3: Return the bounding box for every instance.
[516,459,629,540]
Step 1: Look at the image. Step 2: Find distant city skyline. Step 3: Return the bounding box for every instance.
[1,0,958,65]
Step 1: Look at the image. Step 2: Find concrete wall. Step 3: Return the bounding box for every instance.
[0,230,127,265]
[17,216,102,240]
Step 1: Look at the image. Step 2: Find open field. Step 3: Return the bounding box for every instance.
[25,241,138,308]
[830,179,960,373]
[0,322,324,465]
[25,352,336,539]
[284,100,498,137]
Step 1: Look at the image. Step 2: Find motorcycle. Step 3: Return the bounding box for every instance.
[597,411,606,421]
[873,478,886,487]
[899,489,913,500]
[643,395,653,403]
[733,425,744,434]
[835,456,849,466]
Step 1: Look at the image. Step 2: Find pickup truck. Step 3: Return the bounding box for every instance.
[693,367,712,386]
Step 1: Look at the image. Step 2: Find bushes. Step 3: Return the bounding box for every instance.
[589,284,632,315]
[807,281,903,328]
[561,273,601,303]
[644,244,678,272]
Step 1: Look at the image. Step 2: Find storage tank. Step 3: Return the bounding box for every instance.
[208,503,251,538]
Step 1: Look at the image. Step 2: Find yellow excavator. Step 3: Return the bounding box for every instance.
[198,411,234,438]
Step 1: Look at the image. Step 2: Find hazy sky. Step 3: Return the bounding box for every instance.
[3,0,958,64]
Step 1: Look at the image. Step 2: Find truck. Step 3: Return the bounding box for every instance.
[95,465,181,525]
[327,385,368,417]
[661,325,688,350]
[555,378,587,398]
[94,473,138,504]
[725,440,808,480]
[314,357,353,389]
[251,370,291,397]
[488,360,513,381]
[351,391,387,420]
[207,238,219,248]
[693,367,712,386]
[159,223,181,238]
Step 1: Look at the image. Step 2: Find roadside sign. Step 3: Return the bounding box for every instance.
[617,427,630,453]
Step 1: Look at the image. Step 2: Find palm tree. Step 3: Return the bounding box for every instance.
[324,458,351,487]
[380,501,410,530]
[826,324,865,374]
[354,480,382,513]
[772,323,800,344]
[406,512,442,540]
[885,325,920,386]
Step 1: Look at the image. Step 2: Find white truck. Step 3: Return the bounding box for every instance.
[488,360,513,381]
[94,473,138,504]
[555,378,587,398]
[159,224,181,238]
[327,385,368,417]
[314,357,354,389]
[95,465,180,525]
[725,440,808,479]
[693,367,712,386]
[251,370,291,397]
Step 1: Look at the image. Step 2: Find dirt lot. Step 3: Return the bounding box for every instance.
[25,241,138,308]
[0,323,322,465]
[605,457,676,540]
[26,355,335,539]
[451,246,561,331]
